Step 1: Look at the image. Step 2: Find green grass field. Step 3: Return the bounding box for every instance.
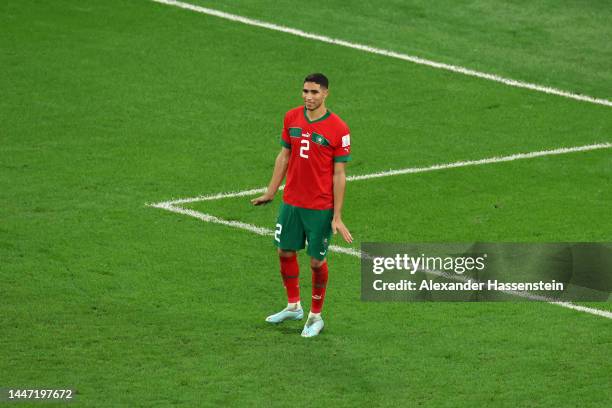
[1,0,611,406]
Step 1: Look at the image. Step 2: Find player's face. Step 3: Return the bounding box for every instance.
[302,82,328,111]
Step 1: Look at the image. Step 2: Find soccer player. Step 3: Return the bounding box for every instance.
[251,73,353,338]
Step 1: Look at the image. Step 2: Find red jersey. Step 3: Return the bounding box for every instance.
[280,106,351,210]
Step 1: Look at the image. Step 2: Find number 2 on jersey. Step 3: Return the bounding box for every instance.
[299,139,309,159]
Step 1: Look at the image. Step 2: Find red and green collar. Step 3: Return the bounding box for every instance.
[303,106,331,124]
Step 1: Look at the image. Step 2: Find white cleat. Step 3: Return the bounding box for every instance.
[301,317,324,338]
[265,307,304,324]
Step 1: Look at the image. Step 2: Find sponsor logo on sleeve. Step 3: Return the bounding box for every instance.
[341,134,351,147]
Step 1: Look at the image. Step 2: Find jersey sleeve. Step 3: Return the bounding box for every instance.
[280,113,291,149]
[333,125,351,162]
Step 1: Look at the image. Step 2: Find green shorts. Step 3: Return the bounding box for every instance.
[273,202,333,260]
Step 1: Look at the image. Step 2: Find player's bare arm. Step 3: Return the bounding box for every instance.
[332,161,353,243]
[251,147,291,205]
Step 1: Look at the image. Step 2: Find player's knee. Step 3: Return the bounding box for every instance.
[310,257,326,268]
[278,249,296,258]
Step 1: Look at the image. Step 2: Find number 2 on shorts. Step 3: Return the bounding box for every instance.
[274,223,282,242]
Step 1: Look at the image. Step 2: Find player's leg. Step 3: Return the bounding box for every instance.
[300,207,333,337]
[309,256,328,318]
[300,256,327,337]
[278,248,301,310]
[266,202,306,324]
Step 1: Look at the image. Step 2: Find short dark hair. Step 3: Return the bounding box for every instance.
[304,73,329,89]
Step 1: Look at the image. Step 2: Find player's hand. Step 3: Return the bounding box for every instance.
[332,217,353,244]
[251,193,274,206]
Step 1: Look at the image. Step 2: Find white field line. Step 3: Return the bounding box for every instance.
[152,202,272,236]
[149,202,362,257]
[421,268,612,319]
[153,202,612,319]
[151,0,612,108]
[347,142,612,181]
[151,204,612,319]
[153,142,612,206]
[149,143,612,319]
